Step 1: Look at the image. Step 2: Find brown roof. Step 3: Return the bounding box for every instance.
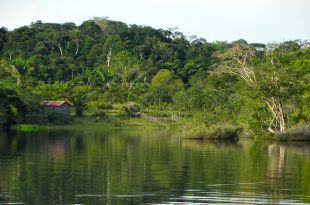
[41,101,70,107]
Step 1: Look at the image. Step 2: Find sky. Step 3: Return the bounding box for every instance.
[0,0,309,43]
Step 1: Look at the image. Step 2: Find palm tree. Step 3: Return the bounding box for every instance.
[72,93,86,116]
[0,59,21,85]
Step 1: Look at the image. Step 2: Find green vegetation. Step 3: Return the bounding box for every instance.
[12,117,170,132]
[0,86,26,128]
[182,122,242,140]
[13,124,46,131]
[0,18,309,139]
[274,125,310,141]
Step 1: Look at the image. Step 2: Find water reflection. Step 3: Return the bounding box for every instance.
[0,129,309,205]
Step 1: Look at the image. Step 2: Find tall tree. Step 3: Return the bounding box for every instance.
[213,42,306,133]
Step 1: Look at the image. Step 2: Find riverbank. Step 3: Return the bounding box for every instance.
[181,119,310,141]
[271,125,310,141]
[10,116,310,142]
[12,116,181,132]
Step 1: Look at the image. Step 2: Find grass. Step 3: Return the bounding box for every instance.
[182,121,243,140]
[11,103,184,132]
[273,125,310,141]
[13,124,50,131]
[74,116,168,127]
[82,102,183,129]
[12,115,177,132]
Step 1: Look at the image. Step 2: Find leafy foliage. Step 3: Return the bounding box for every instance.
[0,85,26,128]
[0,18,309,135]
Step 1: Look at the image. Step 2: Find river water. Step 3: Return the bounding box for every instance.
[0,126,309,205]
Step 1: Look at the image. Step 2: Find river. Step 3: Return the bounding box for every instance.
[0,126,310,204]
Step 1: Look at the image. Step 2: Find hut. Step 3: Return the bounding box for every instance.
[41,101,71,116]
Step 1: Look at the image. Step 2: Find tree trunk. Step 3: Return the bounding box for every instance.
[75,39,79,56]
[265,97,286,133]
[58,43,63,57]
[107,49,112,67]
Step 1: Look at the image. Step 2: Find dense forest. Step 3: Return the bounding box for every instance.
[0,18,309,136]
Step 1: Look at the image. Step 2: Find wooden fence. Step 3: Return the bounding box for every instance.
[140,112,183,123]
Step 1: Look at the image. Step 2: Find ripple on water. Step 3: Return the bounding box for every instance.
[166,191,310,205]
[207,181,267,187]
[75,194,104,198]
[113,193,157,198]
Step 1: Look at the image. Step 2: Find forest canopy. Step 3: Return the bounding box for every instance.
[0,18,309,135]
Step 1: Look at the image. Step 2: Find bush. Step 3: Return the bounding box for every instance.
[97,102,113,110]
[0,86,26,128]
[275,125,310,141]
[183,122,242,140]
[24,113,48,124]
[123,102,141,117]
[92,110,107,118]
[46,110,72,124]
[88,101,113,110]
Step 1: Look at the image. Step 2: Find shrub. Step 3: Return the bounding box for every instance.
[46,110,72,124]
[97,102,113,110]
[123,102,141,117]
[88,101,113,110]
[24,113,48,124]
[183,122,242,140]
[92,110,107,118]
[275,125,310,141]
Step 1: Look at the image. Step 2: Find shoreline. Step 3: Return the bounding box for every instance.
[8,118,310,142]
[11,116,181,132]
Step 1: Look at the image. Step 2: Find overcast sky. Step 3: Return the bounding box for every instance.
[0,0,309,43]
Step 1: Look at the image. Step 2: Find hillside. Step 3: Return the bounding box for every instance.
[0,18,309,136]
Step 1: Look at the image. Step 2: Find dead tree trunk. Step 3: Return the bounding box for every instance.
[264,97,286,133]
[58,43,63,57]
[75,39,79,56]
[215,44,288,133]
[107,49,112,67]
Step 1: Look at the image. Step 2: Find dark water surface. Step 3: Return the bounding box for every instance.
[0,126,310,205]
